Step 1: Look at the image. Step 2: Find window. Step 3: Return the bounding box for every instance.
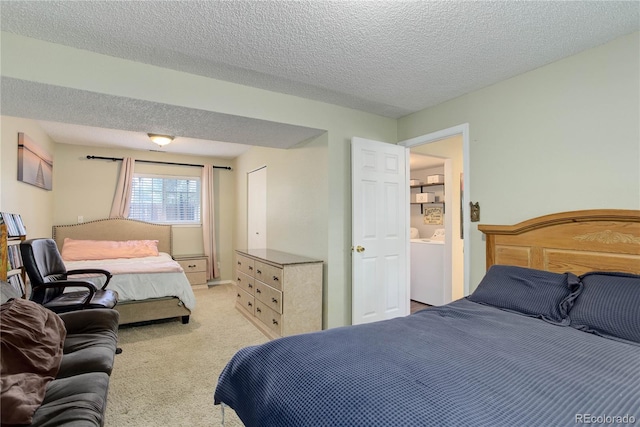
[129,174,201,224]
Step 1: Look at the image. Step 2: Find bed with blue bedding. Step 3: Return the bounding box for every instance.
[214,210,640,426]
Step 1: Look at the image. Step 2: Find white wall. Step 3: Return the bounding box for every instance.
[398,32,640,290]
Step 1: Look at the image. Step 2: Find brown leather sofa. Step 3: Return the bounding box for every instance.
[1,281,119,426]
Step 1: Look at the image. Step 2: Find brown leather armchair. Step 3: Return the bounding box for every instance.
[20,239,119,313]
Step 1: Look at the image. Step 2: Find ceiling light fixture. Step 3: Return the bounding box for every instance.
[148,133,174,146]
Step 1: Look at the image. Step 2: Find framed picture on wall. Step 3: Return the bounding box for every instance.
[17,132,53,191]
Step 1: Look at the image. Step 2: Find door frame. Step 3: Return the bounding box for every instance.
[399,123,471,296]
[247,165,267,249]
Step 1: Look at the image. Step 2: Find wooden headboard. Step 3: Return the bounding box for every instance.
[52,218,173,255]
[478,209,640,275]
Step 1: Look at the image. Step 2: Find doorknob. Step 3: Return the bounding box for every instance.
[353,245,365,253]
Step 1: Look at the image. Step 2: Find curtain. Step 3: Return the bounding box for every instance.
[109,157,135,218]
[202,165,219,279]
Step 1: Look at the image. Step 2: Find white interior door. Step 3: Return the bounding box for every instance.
[248,166,267,249]
[352,137,408,325]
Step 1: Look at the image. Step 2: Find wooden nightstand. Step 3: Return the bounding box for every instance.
[174,255,208,286]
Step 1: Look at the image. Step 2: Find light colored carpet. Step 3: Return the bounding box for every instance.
[106,284,268,427]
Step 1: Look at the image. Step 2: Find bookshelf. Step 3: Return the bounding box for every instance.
[1,213,27,298]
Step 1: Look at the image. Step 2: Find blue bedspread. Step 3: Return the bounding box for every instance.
[214,299,639,426]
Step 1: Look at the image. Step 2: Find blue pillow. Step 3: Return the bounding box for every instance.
[468,265,581,325]
[570,272,640,344]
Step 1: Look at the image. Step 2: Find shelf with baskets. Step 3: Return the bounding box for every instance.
[1,212,27,298]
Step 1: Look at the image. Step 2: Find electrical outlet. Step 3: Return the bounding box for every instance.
[77,216,84,223]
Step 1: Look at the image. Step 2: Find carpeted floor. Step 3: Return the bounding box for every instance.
[106,284,268,427]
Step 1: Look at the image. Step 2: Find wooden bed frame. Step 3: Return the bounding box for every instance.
[478,209,640,275]
[52,218,192,325]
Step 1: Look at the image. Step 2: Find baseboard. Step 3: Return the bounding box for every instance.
[207,279,234,286]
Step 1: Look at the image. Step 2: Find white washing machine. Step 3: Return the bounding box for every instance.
[410,235,446,306]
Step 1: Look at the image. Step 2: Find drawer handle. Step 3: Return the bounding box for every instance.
[188,264,196,268]
[249,266,253,270]
[256,289,261,294]
[272,319,278,325]
[248,283,253,288]
[273,276,279,281]
[248,302,252,307]
[256,269,262,274]
[256,307,261,313]
[237,261,241,265]
[237,293,240,298]
[271,297,278,304]
[237,277,241,282]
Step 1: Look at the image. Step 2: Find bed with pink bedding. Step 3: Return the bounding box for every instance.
[52,218,195,325]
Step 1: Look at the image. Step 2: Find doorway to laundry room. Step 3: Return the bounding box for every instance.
[401,124,469,309]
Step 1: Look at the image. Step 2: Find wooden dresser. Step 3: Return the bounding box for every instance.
[235,249,323,339]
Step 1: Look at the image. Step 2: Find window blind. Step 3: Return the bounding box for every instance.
[129,174,201,224]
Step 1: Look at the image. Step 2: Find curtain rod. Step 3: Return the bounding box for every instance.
[86,155,232,170]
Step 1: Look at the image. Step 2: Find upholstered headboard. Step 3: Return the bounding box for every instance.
[478,209,640,275]
[52,218,173,255]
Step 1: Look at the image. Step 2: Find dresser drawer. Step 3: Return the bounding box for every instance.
[236,254,255,277]
[254,261,282,291]
[236,271,255,295]
[254,281,283,314]
[254,300,282,336]
[235,287,255,316]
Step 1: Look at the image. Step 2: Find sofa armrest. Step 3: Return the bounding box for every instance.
[59,309,119,335]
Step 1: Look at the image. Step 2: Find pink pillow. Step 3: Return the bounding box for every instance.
[61,238,159,261]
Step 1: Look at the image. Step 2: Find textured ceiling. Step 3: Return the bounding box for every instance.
[1,1,638,156]
[1,77,325,156]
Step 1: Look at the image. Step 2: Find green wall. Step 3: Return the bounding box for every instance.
[398,32,640,289]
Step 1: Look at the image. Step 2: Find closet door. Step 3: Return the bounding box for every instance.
[248,166,267,249]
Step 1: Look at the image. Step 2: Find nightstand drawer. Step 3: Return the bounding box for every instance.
[185,271,207,286]
[178,258,207,273]
[175,255,207,286]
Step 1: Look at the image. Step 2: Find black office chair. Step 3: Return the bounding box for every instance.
[20,238,119,314]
